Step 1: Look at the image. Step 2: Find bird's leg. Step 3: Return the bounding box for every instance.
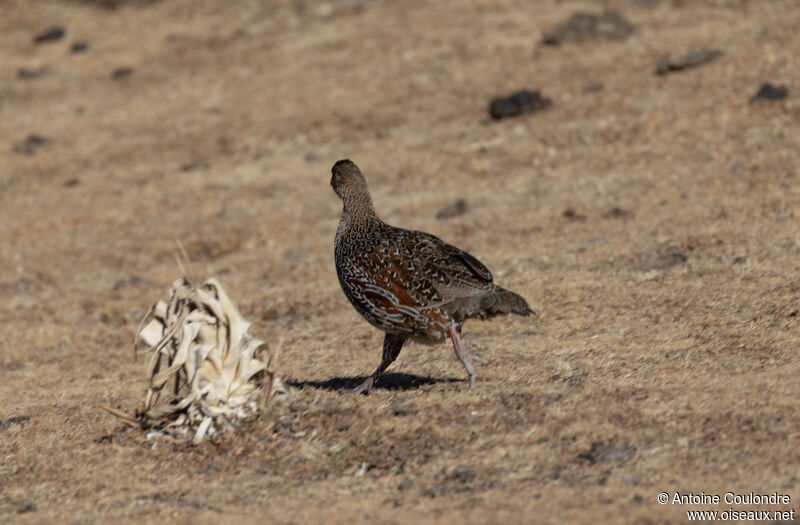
[345,334,406,395]
[448,324,474,389]
[454,323,488,365]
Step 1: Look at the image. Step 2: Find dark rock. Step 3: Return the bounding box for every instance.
[17,503,36,514]
[542,10,635,46]
[750,83,788,103]
[63,178,80,187]
[76,0,161,8]
[732,255,747,264]
[12,135,49,155]
[489,90,551,120]
[631,251,688,271]
[562,208,586,221]
[436,199,468,219]
[17,67,50,80]
[447,469,475,483]
[34,26,65,44]
[180,160,207,172]
[490,98,519,119]
[111,67,134,80]
[582,82,604,94]
[71,41,90,53]
[656,49,722,75]
[630,0,659,7]
[578,442,635,464]
[604,207,630,219]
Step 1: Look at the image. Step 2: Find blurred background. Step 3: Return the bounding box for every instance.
[1,0,799,522]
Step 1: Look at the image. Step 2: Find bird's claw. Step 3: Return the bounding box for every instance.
[343,376,375,396]
[471,354,489,365]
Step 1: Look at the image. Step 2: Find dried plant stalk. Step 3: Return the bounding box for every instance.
[134,277,283,443]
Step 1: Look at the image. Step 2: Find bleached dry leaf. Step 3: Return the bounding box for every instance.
[132,277,285,442]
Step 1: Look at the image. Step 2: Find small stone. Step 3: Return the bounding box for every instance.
[489,90,551,120]
[542,10,635,45]
[489,98,520,119]
[111,67,134,80]
[436,199,468,219]
[604,207,630,219]
[12,135,49,155]
[17,67,50,80]
[656,49,722,75]
[750,83,788,103]
[582,82,604,94]
[34,26,65,44]
[180,160,207,172]
[631,252,687,271]
[63,178,80,187]
[578,442,635,464]
[562,208,586,221]
[71,41,90,53]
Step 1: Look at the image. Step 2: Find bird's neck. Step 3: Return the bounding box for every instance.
[339,191,381,234]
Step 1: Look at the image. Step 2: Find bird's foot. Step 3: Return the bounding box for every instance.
[461,341,487,365]
[467,374,475,390]
[343,375,376,396]
[471,354,489,365]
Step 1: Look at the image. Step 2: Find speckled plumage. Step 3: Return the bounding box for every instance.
[331,159,534,393]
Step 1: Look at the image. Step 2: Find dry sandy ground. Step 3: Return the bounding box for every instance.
[1,0,799,523]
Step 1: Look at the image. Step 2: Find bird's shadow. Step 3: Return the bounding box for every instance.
[287,373,461,392]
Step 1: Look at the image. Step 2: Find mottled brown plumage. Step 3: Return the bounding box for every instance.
[331,159,534,393]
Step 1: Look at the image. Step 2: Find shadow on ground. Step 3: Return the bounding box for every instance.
[288,373,462,392]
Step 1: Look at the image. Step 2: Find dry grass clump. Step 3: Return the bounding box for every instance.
[131,277,283,444]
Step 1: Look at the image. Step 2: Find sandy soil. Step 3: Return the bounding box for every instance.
[1,0,799,523]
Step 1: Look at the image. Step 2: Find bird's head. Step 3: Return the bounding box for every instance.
[331,159,370,202]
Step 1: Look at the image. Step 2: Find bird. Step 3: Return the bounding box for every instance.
[331,159,534,394]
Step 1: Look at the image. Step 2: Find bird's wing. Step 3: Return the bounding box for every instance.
[393,229,495,304]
